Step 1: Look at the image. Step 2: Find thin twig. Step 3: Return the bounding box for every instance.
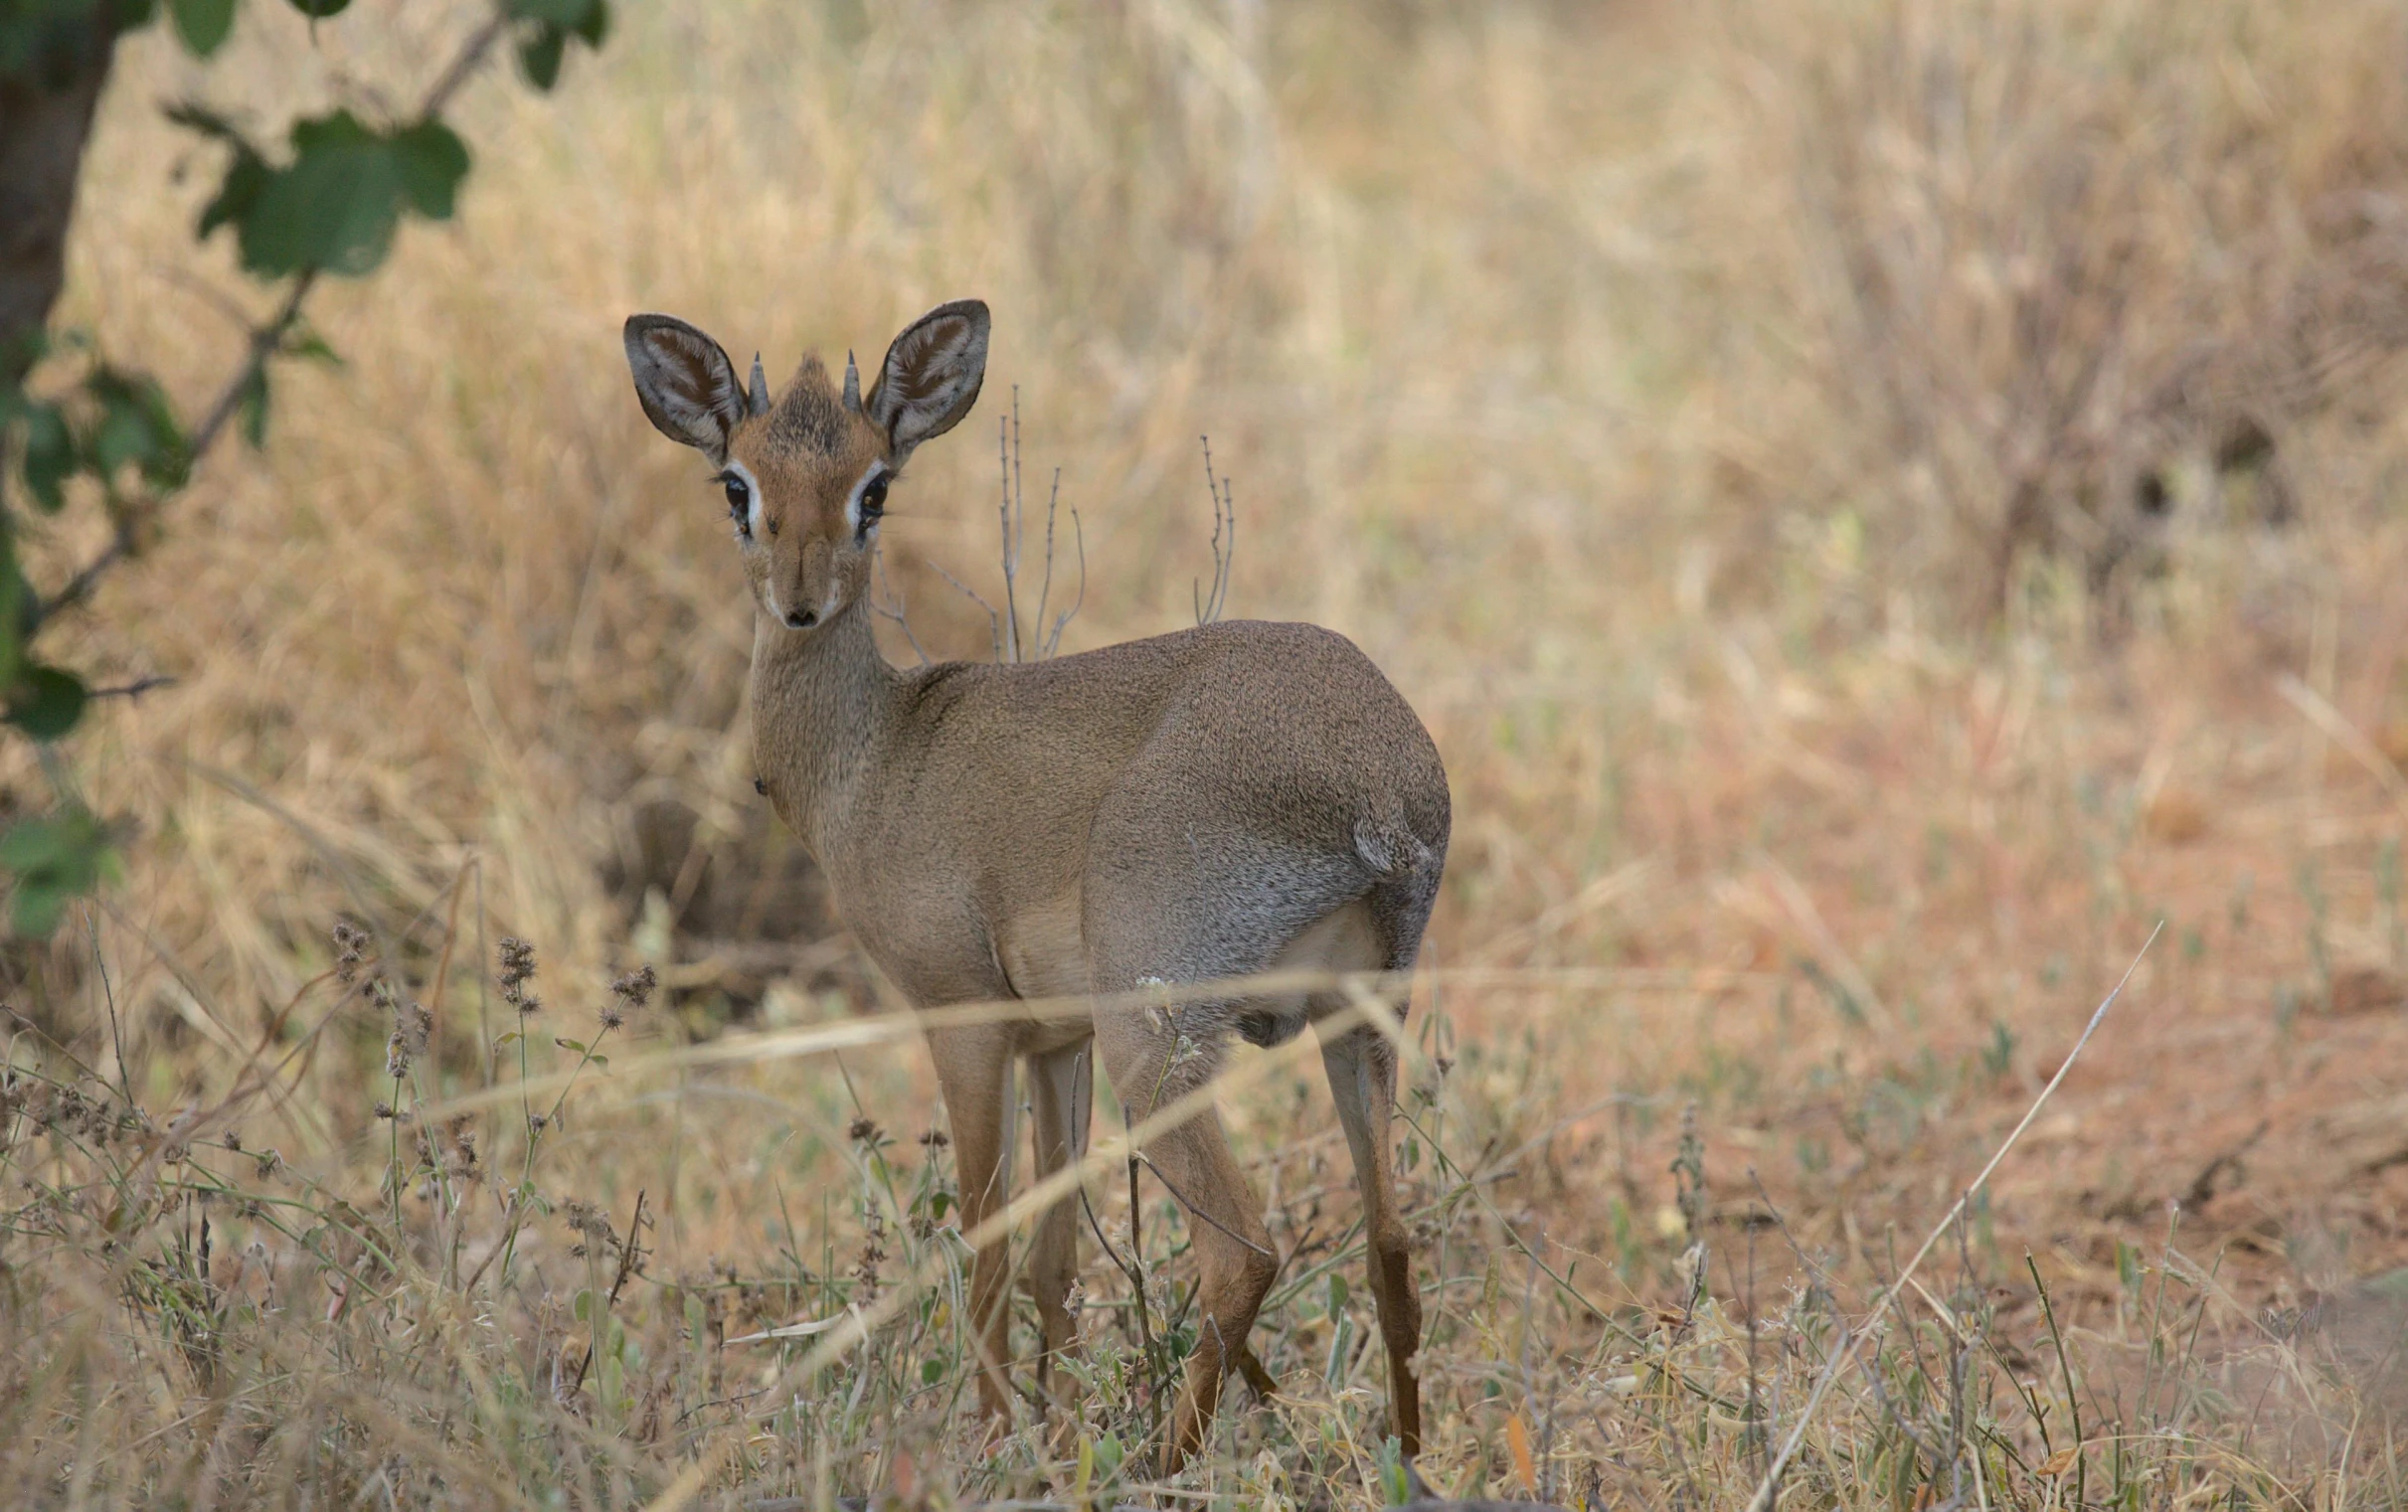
[995,396,1023,663]
[1135,1152,1277,1260]
[86,676,176,701]
[570,1189,649,1394]
[1193,436,1236,626]
[929,562,1002,662]
[1034,466,1059,654]
[1042,506,1085,659]
[1124,1105,1164,1455]
[868,540,930,666]
[1742,922,2162,1512]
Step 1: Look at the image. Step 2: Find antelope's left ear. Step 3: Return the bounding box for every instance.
[866,299,989,461]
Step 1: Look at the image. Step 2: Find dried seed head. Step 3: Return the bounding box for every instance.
[917,1127,948,1149]
[373,1101,396,1120]
[848,1115,881,1145]
[331,921,372,984]
[852,1209,888,1298]
[609,964,657,1013]
[497,937,538,1008]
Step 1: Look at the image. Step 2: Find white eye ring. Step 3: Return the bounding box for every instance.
[844,461,890,540]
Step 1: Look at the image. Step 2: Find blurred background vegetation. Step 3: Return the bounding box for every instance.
[5,0,2408,1506]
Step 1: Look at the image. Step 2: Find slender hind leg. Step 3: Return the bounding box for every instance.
[1093,1010,1279,1473]
[1319,1019,1424,1456]
[1028,1040,1093,1405]
[930,1026,1019,1424]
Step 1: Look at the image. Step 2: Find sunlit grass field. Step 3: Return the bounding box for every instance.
[6,0,2408,1505]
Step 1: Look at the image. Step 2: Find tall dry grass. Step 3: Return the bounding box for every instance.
[4,0,2408,1505]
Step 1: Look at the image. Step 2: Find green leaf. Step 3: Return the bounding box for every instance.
[920,1357,944,1386]
[507,0,608,42]
[239,111,403,277]
[0,549,30,691]
[197,149,271,241]
[389,120,469,220]
[0,326,47,379]
[283,0,349,15]
[554,1037,586,1054]
[0,809,86,876]
[238,367,269,448]
[7,665,86,741]
[170,0,238,56]
[19,402,73,512]
[506,0,594,22]
[517,24,565,90]
[11,876,79,938]
[93,401,154,477]
[280,328,342,366]
[0,805,108,937]
[172,103,275,244]
[86,370,188,487]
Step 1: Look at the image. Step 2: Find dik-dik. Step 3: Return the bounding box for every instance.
[623,300,1450,1465]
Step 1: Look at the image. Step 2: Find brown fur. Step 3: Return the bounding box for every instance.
[624,301,1451,1467]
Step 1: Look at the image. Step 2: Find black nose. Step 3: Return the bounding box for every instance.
[784,607,816,630]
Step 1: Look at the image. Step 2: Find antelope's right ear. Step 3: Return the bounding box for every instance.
[623,314,747,460]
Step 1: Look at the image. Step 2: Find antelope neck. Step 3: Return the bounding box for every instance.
[750,595,901,852]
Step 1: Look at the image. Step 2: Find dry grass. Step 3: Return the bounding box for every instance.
[5,0,2408,1506]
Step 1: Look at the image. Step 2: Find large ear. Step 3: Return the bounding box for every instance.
[623,314,748,460]
[866,299,989,460]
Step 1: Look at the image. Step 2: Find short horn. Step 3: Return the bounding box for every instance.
[749,353,770,416]
[842,350,861,414]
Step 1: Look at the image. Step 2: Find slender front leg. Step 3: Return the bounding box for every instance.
[930,1027,1018,1425]
[1028,1040,1094,1405]
[1319,1022,1423,1456]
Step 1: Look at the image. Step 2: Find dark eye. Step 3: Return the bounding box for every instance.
[718,471,753,536]
[857,475,889,536]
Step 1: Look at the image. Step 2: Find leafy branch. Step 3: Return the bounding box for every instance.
[0,0,608,933]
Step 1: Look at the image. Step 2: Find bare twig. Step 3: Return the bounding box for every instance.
[1742,921,2162,1512]
[1193,436,1236,625]
[1042,505,1085,659]
[86,675,176,701]
[868,540,930,666]
[965,390,1080,663]
[569,1189,649,1395]
[1124,1105,1164,1454]
[1135,1151,1276,1260]
[929,562,1003,662]
[993,390,1032,662]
